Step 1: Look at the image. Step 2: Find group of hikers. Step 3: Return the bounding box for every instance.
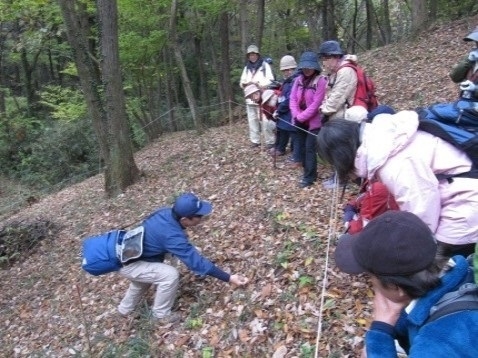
[82,26,478,357]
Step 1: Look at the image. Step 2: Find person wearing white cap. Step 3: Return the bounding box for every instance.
[239,44,275,148]
[450,26,478,101]
[117,192,249,324]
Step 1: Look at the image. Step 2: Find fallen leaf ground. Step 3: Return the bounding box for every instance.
[1,14,477,358]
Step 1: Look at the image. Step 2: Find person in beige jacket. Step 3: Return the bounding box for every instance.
[239,44,276,148]
[318,40,358,122]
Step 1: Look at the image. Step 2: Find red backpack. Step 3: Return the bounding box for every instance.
[344,180,399,234]
[339,62,379,112]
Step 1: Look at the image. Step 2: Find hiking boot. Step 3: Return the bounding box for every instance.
[152,312,181,325]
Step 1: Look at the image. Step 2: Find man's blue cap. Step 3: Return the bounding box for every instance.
[173,193,212,218]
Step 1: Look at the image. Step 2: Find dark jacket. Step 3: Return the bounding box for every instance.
[276,73,298,131]
[366,255,478,357]
[140,207,229,281]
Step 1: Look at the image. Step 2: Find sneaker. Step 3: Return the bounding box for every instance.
[266,144,275,149]
[250,143,260,148]
[152,312,181,325]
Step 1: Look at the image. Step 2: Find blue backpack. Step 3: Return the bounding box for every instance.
[416,99,478,179]
[81,230,123,276]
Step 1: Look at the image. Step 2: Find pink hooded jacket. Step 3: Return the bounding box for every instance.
[355,110,478,245]
[289,74,327,131]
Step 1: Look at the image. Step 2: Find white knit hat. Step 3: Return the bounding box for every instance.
[279,55,297,70]
[345,106,368,123]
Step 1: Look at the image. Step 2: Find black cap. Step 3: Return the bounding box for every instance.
[334,211,437,275]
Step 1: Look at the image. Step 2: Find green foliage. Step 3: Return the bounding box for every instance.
[38,85,87,121]
[298,275,314,288]
[299,342,315,357]
[14,118,99,191]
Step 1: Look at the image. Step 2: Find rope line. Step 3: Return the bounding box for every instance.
[314,172,340,357]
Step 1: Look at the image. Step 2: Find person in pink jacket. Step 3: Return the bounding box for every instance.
[289,51,327,188]
[317,108,478,256]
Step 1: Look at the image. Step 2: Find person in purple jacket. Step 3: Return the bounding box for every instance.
[289,51,327,188]
[117,192,249,324]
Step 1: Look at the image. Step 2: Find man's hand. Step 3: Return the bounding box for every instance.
[229,274,249,286]
[372,285,408,326]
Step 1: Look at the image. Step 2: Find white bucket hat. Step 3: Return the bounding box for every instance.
[244,83,260,98]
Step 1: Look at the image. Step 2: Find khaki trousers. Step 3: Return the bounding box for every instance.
[117,260,179,319]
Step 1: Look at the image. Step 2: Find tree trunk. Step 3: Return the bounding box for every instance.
[169,0,203,133]
[240,0,248,50]
[58,0,139,196]
[218,11,232,117]
[411,0,428,36]
[321,0,337,40]
[365,0,373,49]
[381,0,392,44]
[161,48,176,132]
[256,0,265,50]
[97,0,140,195]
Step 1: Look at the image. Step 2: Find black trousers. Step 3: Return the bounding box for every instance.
[296,128,319,183]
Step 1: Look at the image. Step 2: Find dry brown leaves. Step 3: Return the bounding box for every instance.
[1,14,478,357]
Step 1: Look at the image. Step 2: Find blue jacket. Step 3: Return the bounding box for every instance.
[138,207,229,282]
[276,74,297,131]
[366,255,478,357]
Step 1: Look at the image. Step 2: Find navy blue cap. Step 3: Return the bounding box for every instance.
[297,51,321,71]
[366,105,396,122]
[173,193,213,217]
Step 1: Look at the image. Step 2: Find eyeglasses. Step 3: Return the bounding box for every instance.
[320,55,335,60]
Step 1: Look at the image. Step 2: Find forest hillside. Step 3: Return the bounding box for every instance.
[1,15,477,357]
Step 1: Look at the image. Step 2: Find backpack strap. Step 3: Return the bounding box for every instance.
[435,169,478,181]
[426,283,478,324]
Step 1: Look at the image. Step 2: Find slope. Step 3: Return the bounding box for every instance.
[1,15,478,357]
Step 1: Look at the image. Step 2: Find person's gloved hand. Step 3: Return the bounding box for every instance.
[273,110,279,120]
[468,49,478,62]
[460,80,477,92]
